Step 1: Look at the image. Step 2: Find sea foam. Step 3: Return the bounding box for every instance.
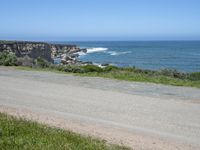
[107,51,132,56]
[86,47,108,53]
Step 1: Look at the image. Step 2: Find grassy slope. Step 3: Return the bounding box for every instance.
[0,113,129,150]
[15,66,200,88]
[80,71,200,88]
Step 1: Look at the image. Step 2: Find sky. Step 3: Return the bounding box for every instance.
[0,0,200,41]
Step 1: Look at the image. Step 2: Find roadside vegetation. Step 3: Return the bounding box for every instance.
[0,113,129,150]
[0,52,17,66]
[1,51,200,88]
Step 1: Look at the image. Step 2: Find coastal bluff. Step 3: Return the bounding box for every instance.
[0,41,85,64]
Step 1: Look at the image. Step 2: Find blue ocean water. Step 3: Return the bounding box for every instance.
[53,41,200,72]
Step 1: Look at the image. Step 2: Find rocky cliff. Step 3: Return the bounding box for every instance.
[0,41,86,64]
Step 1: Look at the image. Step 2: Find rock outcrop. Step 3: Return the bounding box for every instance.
[0,41,52,62]
[0,41,87,64]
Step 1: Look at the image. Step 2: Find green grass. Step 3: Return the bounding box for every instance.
[79,71,200,88]
[0,113,129,150]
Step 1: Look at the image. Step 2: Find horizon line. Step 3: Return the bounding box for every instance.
[1,39,200,42]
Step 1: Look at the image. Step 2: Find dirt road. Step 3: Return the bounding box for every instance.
[0,67,200,150]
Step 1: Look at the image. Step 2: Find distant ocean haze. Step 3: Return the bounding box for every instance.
[52,41,200,72]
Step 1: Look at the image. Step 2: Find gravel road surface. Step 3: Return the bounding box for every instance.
[0,67,200,150]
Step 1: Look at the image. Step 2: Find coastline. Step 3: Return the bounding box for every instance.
[1,40,200,72]
[64,41,200,73]
[1,40,200,88]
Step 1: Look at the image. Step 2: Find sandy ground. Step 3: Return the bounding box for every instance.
[0,66,200,150]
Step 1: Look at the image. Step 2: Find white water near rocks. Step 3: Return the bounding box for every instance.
[55,41,200,72]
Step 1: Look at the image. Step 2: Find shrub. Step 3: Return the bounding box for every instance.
[0,51,17,66]
[50,65,85,73]
[57,65,84,73]
[34,57,51,68]
[103,65,119,72]
[158,69,187,79]
[188,72,200,81]
[67,65,85,73]
[82,65,103,73]
[16,56,34,67]
[122,66,135,71]
[53,65,66,72]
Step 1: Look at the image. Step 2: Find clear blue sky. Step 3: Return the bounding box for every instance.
[0,0,200,41]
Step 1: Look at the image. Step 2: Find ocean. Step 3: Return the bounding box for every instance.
[52,41,200,73]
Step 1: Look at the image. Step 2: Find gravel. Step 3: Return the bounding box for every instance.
[0,66,200,150]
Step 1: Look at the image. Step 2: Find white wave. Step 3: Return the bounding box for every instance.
[77,51,86,56]
[107,51,132,56]
[86,47,108,53]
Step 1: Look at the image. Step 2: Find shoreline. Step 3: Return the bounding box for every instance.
[1,40,200,73]
[60,41,200,73]
[1,40,200,88]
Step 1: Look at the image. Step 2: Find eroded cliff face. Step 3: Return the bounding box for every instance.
[0,42,53,62]
[0,41,85,64]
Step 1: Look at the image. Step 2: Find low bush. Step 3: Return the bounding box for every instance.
[158,69,187,79]
[0,51,17,66]
[34,57,51,68]
[63,65,85,73]
[103,65,119,72]
[188,72,200,81]
[82,65,103,73]
[133,68,155,75]
[16,56,34,67]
